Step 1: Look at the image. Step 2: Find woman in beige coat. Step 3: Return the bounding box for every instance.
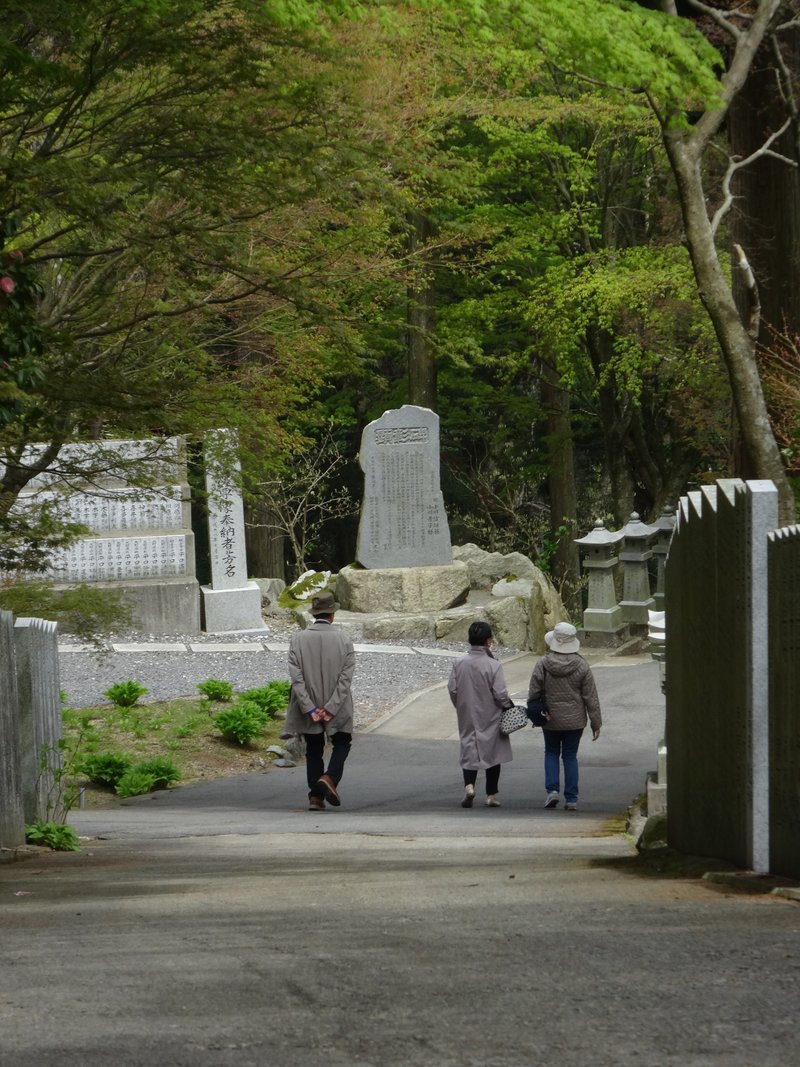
[447,621,514,808]
[527,621,601,812]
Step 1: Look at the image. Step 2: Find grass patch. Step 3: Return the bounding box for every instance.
[62,695,286,806]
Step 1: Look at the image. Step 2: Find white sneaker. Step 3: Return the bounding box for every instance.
[544,792,559,809]
[461,784,475,808]
[485,796,501,807]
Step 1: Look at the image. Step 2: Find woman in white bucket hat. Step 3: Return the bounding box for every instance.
[527,622,602,812]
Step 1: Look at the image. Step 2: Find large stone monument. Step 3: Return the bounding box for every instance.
[338,406,469,615]
[356,405,452,568]
[200,430,266,633]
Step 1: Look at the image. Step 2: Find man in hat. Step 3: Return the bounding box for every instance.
[282,590,356,811]
[527,621,601,812]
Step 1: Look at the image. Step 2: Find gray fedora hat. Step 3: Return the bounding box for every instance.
[311,591,340,616]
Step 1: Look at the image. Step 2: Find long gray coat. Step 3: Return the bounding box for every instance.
[527,652,601,732]
[281,621,355,738]
[447,647,513,769]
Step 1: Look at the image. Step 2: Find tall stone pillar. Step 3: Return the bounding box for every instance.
[200,430,266,633]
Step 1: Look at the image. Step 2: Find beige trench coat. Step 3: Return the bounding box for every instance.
[281,621,355,738]
[447,647,513,769]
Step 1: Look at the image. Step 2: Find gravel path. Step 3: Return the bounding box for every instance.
[58,622,524,731]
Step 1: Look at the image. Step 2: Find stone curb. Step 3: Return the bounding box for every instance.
[702,871,800,899]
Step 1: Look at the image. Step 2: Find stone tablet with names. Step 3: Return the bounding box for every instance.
[204,433,250,591]
[200,430,264,631]
[356,405,452,568]
[51,534,188,582]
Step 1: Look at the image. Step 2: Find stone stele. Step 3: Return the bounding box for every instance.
[200,430,265,632]
[355,405,452,569]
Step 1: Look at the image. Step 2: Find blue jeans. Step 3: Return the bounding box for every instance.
[543,728,584,804]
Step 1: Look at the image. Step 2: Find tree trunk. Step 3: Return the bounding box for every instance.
[407,210,437,409]
[585,328,635,525]
[244,501,285,581]
[729,47,800,344]
[540,362,580,597]
[663,132,795,523]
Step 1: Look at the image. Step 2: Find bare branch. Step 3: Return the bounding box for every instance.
[250,427,356,574]
[687,0,783,153]
[685,0,748,40]
[710,116,795,235]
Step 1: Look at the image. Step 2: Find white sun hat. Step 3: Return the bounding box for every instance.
[545,621,580,654]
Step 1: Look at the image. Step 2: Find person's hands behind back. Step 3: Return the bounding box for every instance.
[310,707,334,723]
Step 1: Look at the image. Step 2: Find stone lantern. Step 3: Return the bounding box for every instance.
[618,511,658,627]
[650,505,677,611]
[574,519,625,640]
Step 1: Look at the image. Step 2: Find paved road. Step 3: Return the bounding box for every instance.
[2,656,800,1066]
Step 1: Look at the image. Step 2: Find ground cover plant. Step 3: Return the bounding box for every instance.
[62,681,290,807]
[197,679,235,702]
[25,819,80,852]
[104,680,149,708]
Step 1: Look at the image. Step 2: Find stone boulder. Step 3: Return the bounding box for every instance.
[335,562,470,614]
[363,613,436,641]
[454,544,569,653]
[253,577,290,616]
[434,605,481,643]
[636,811,668,852]
[485,594,529,650]
[453,543,540,586]
[491,578,532,599]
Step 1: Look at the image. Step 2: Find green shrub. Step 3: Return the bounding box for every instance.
[197,679,234,702]
[115,767,158,797]
[241,681,292,719]
[25,820,80,851]
[79,752,133,786]
[213,700,266,745]
[133,757,180,789]
[111,756,180,797]
[104,680,148,708]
